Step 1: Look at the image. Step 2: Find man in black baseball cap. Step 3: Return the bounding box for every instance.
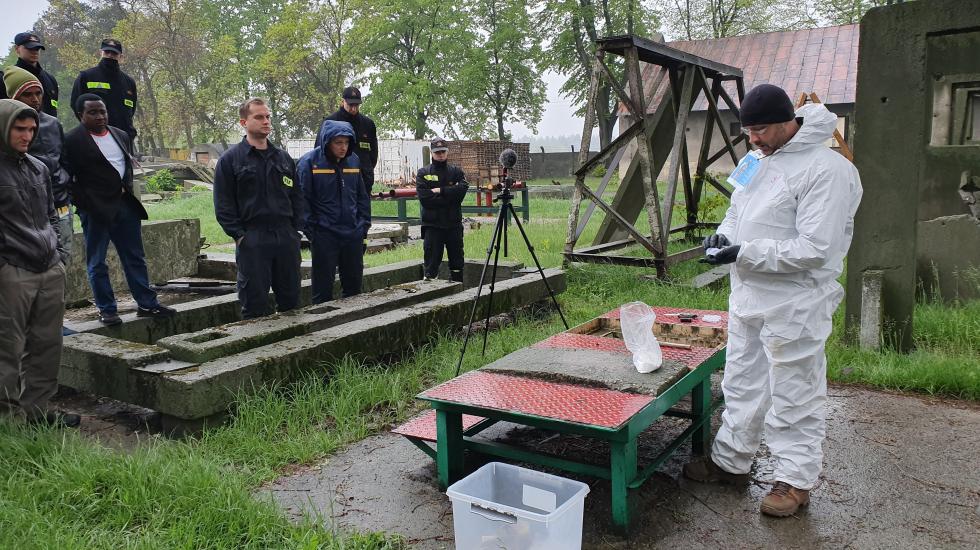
[0,32,60,118]
[70,38,139,147]
[416,137,468,282]
[315,85,378,193]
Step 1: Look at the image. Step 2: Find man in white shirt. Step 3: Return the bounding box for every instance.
[62,94,174,325]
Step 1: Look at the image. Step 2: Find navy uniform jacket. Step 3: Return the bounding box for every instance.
[213,137,303,241]
[416,161,468,229]
[298,121,371,242]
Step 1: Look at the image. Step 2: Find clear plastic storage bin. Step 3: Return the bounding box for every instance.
[446,462,590,550]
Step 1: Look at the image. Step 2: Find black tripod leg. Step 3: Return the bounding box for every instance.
[506,203,569,329]
[455,209,506,377]
[481,214,506,355]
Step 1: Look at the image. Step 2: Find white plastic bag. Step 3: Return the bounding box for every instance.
[619,301,663,373]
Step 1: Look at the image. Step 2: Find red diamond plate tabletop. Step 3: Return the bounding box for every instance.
[419,370,654,429]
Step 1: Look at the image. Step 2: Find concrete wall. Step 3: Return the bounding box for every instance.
[65,219,201,304]
[529,151,598,180]
[846,0,980,350]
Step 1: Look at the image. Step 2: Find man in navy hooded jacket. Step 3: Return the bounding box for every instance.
[297,120,371,304]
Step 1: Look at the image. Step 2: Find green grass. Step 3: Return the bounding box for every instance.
[11,192,976,547]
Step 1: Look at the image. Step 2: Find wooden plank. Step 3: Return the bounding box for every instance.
[565,53,605,263]
[564,252,661,268]
[576,146,627,240]
[626,45,667,268]
[661,66,696,239]
[596,35,743,80]
[694,73,720,207]
[574,118,644,177]
[666,246,707,266]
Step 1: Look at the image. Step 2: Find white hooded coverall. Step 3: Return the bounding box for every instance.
[711,103,862,490]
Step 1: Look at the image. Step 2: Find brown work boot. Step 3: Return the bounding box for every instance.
[683,456,750,485]
[760,481,810,517]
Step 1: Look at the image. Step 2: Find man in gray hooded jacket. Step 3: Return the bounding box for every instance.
[0,98,79,428]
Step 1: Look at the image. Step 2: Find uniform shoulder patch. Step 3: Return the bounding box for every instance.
[282,176,294,187]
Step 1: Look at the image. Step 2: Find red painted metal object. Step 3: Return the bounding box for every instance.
[420,370,654,429]
[392,410,486,442]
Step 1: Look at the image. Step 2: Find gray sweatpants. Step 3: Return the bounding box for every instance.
[0,262,66,419]
[56,207,74,265]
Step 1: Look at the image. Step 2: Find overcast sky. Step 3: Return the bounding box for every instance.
[3,2,584,139]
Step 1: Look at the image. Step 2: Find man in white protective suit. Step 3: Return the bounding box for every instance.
[682,84,862,517]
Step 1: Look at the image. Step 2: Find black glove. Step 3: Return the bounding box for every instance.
[700,245,740,265]
[703,233,731,251]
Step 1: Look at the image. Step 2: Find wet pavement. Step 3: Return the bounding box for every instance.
[263,384,980,549]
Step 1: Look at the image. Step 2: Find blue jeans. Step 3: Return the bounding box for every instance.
[78,200,159,314]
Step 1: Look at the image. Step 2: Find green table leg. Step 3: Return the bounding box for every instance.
[435,409,464,490]
[691,378,712,456]
[610,438,637,534]
[397,199,408,222]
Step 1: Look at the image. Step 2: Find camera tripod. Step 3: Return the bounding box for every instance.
[454,170,569,377]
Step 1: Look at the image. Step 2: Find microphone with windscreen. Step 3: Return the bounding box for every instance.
[498,148,518,169]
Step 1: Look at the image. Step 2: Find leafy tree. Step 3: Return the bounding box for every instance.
[351,0,478,139]
[462,0,547,140]
[255,0,360,138]
[538,0,659,149]
[655,0,814,40]
[815,0,890,25]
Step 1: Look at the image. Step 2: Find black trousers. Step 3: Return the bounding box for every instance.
[236,227,301,319]
[310,231,363,304]
[423,225,464,282]
[362,169,374,195]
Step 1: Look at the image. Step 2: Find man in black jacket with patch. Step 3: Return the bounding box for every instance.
[416,138,468,282]
[70,39,138,147]
[63,94,174,325]
[213,98,303,319]
[315,86,378,194]
[0,32,60,118]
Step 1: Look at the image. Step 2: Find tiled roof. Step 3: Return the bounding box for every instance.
[643,24,858,112]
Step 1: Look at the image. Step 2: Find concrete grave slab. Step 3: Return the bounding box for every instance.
[59,269,566,430]
[157,280,460,362]
[65,259,426,343]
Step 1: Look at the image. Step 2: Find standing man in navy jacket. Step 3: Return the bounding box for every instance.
[213,98,303,319]
[298,120,371,304]
[416,137,468,282]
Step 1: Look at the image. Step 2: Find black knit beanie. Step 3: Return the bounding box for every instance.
[739,84,795,126]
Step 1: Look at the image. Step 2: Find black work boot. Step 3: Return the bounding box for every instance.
[683,456,750,485]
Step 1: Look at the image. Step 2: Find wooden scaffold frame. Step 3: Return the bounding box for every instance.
[563,35,748,278]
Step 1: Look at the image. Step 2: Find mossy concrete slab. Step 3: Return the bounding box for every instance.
[66,259,425,344]
[154,269,565,420]
[64,219,200,304]
[481,347,689,396]
[157,280,460,362]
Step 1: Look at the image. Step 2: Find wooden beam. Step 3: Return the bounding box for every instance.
[625,44,667,268]
[598,56,641,120]
[666,246,706,266]
[576,146,627,240]
[661,66,696,239]
[580,184,663,255]
[564,53,604,265]
[699,68,740,167]
[574,119,644,177]
[564,252,661,268]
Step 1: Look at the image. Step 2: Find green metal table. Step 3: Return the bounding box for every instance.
[394,306,727,533]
